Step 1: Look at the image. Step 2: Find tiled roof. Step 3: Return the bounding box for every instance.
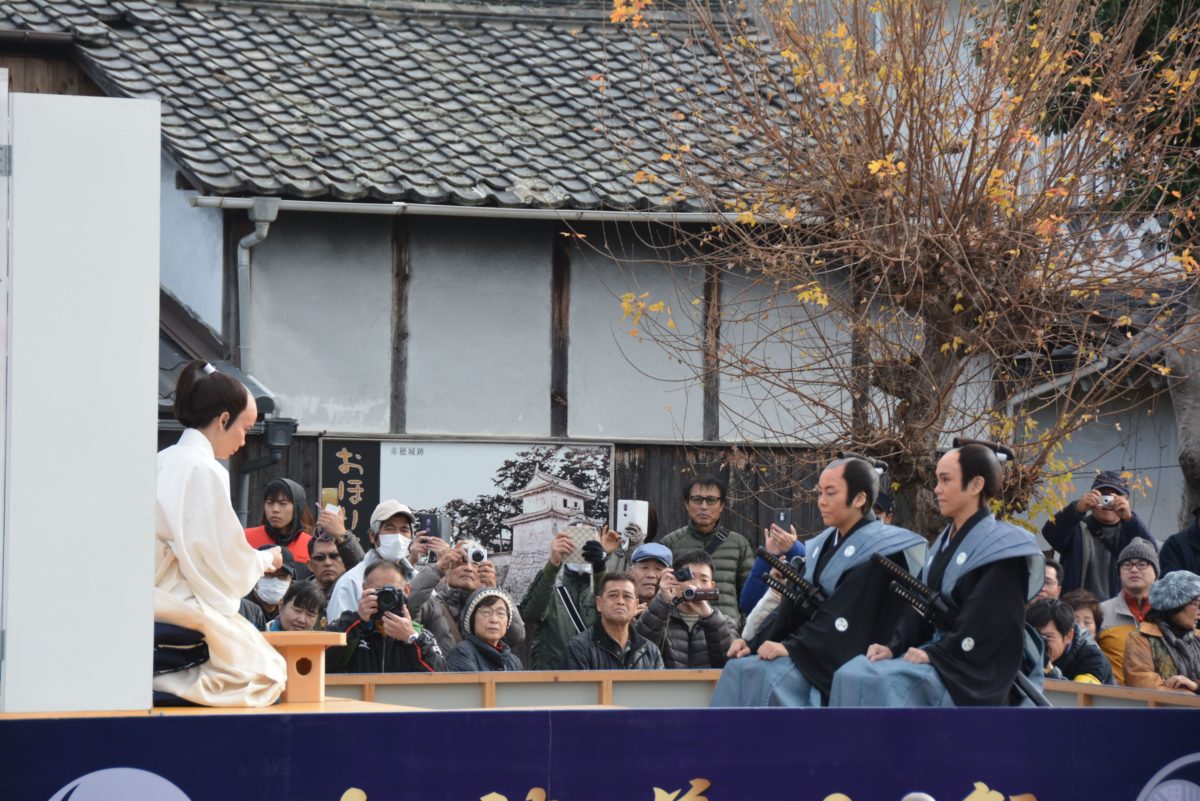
[0,0,737,210]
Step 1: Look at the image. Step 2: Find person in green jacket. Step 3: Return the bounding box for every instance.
[659,476,753,625]
[518,529,608,670]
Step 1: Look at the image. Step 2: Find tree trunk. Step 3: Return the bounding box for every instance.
[1168,308,1200,529]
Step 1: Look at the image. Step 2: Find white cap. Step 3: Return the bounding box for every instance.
[370,499,415,529]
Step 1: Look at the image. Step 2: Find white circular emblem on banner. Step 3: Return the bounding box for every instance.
[844,545,856,558]
[835,617,849,632]
[956,552,968,566]
[49,768,192,801]
[961,637,975,652]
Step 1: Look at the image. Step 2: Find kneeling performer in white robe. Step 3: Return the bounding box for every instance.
[154,361,287,707]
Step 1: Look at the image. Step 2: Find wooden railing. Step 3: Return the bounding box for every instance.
[325,671,1200,710]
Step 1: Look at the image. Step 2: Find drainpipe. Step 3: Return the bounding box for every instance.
[1005,357,1110,419]
[235,197,280,525]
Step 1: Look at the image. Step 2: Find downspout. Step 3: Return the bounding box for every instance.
[235,197,280,525]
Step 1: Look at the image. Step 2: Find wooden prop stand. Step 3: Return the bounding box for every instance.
[263,632,346,704]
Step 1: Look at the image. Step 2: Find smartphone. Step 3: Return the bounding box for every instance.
[616,499,650,533]
[774,508,792,530]
[418,512,440,540]
[564,523,600,573]
[320,487,339,508]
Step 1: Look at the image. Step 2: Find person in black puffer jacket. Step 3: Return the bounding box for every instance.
[447,588,523,672]
[563,573,664,670]
[635,550,737,668]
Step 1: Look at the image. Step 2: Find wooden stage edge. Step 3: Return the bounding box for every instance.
[4,672,1198,720]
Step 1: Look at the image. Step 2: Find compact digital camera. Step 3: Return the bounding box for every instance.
[1099,495,1115,508]
[673,565,693,583]
[463,541,487,564]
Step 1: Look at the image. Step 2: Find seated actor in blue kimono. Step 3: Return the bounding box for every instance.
[711,455,926,707]
[830,443,1045,707]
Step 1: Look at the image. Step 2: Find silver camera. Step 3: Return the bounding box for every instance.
[463,541,487,564]
[1098,495,1115,508]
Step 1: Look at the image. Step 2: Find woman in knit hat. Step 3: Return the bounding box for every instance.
[447,587,524,672]
[1123,570,1200,693]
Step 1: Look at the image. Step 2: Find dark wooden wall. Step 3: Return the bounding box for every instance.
[159,428,826,549]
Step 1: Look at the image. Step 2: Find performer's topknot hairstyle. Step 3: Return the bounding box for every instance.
[954,443,1003,500]
[827,456,880,511]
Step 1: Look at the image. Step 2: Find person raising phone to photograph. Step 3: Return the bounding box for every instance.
[154,361,286,707]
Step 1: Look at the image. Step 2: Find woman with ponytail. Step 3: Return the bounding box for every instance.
[154,361,286,706]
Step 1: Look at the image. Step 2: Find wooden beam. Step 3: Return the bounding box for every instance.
[702,261,721,442]
[550,225,571,437]
[391,217,410,433]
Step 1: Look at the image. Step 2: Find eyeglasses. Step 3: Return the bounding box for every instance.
[1121,559,1153,570]
[1043,578,1059,587]
[309,553,342,563]
[688,495,722,506]
[476,608,509,621]
[1185,599,1200,610]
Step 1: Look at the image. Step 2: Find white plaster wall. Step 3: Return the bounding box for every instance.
[247,213,393,433]
[718,271,852,444]
[1029,392,1181,542]
[3,94,159,712]
[568,224,705,440]
[159,155,223,332]
[407,217,553,436]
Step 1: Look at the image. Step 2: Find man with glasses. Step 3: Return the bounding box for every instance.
[562,573,664,670]
[1033,559,1063,602]
[1097,540,1159,684]
[659,476,754,625]
[306,533,362,608]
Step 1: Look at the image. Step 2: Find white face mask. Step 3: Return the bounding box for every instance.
[255,577,290,605]
[377,533,410,562]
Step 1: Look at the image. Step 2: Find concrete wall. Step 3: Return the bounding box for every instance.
[568,224,705,441]
[1030,392,1181,542]
[246,213,394,433]
[159,155,223,332]
[407,217,554,436]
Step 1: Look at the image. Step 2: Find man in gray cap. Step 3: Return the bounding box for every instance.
[1096,539,1159,684]
[326,499,426,621]
[1041,470,1156,599]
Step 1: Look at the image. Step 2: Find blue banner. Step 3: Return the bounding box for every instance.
[3,708,1197,800]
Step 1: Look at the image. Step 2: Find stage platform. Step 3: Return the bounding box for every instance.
[3,673,1198,801]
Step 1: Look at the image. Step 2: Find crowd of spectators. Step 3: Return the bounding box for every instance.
[235,467,1200,701]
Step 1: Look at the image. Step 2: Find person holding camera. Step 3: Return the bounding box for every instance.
[520,530,609,670]
[326,560,445,673]
[562,573,664,670]
[447,588,524,672]
[634,551,737,669]
[659,476,754,626]
[327,499,421,622]
[409,540,526,658]
[1041,471,1156,599]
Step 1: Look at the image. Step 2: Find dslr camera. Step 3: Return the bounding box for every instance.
[463,540,487,564]
[373,585,406,620]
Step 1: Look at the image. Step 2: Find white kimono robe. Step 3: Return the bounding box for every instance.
[153,428,286,706]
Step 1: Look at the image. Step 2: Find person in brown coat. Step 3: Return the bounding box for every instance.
[1124,570,1200,694]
